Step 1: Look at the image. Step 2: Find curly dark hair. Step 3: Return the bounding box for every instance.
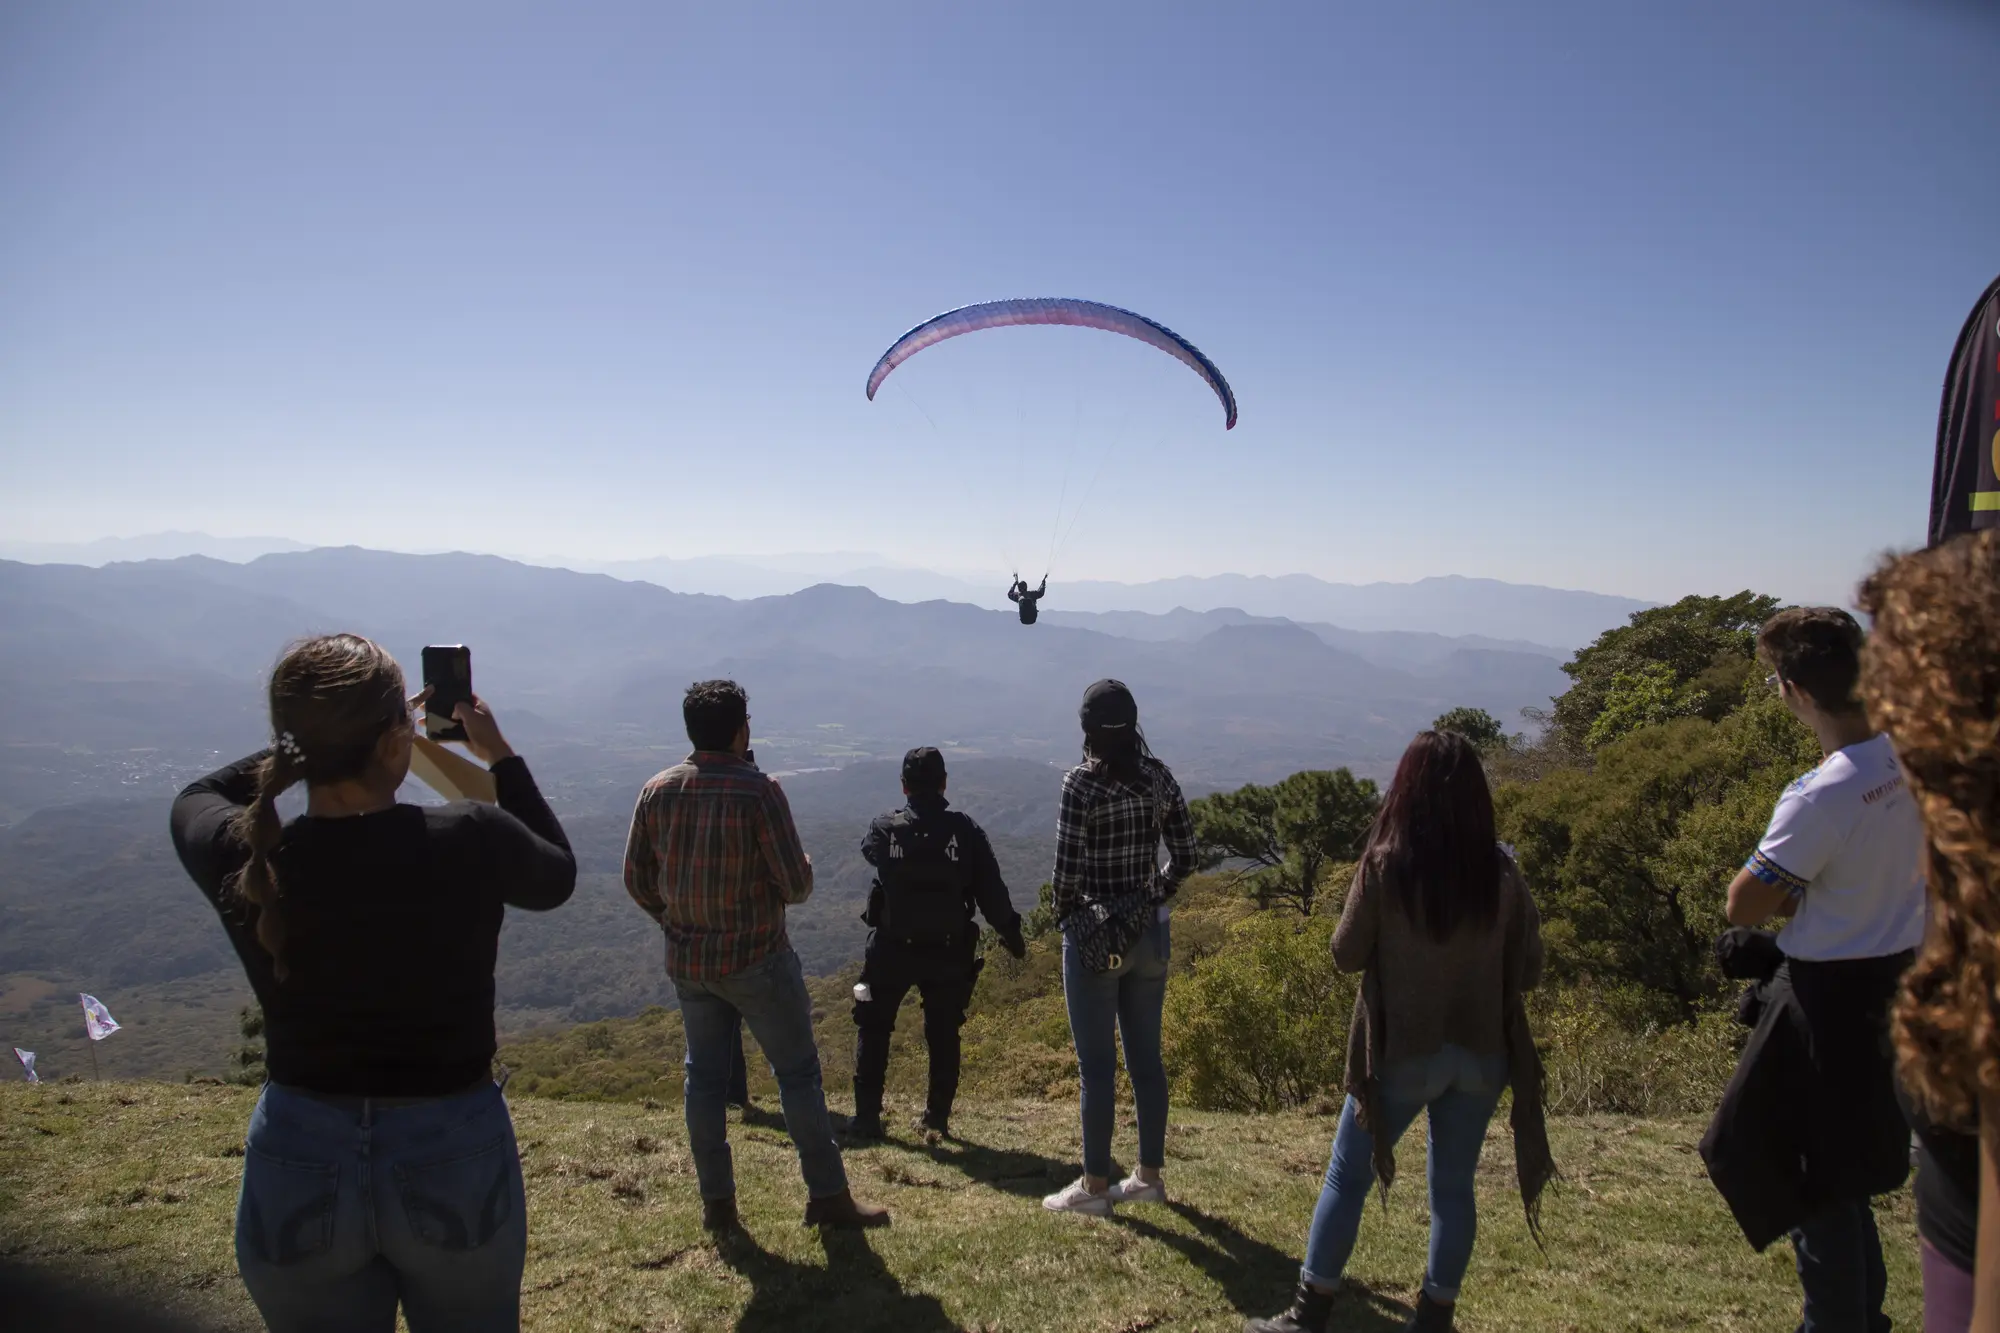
[1858,531,2000,1126]
[683,679,749,752]
[1758,605,1866,716]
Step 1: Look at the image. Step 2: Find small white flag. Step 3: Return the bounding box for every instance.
[79,994,121,1042]
[13,1048,36,1083]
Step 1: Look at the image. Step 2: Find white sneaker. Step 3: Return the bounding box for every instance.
[1106,1173,1165,1205]
[1041,1178,1113,1216]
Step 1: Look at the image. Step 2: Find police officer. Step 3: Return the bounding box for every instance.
[850,747,1026,1140]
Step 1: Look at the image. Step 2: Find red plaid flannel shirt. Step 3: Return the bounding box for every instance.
[623,751,815,980]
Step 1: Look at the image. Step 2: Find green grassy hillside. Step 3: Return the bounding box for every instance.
[0,1082,1917,1332]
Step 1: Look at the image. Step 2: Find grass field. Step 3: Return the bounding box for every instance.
[0,1082,1920,1332]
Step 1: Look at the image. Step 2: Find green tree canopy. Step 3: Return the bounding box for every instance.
[1188,769,1380,916]
[1433,706,1510,751]
[1498,691,1817,1021]
[1545,591,1782,755]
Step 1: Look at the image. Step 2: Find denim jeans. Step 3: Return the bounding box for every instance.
[673,946,847,1201]
[1790,1199,1891,1333]
[1062,914,1171,1180]
[1301,1044,1507,1302]
[234,1079,526,1333]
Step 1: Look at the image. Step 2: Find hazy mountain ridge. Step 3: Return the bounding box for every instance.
[0,544,1590,1074]
[0,549,1574,805]
[0,534,1650,648]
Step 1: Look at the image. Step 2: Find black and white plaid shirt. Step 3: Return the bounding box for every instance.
[1051,755,1198,926]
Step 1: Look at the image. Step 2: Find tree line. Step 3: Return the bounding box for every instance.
[1184,590,1815,1027]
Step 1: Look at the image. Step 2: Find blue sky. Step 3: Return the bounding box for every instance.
[2,0,1995,605]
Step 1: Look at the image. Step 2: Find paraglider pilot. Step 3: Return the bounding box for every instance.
[1008,575,1047,625]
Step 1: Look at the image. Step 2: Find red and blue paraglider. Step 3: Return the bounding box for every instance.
[866,297,1237,430]
[866,298,1238,623]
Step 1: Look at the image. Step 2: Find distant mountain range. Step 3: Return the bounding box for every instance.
[0,532,313,565]
[0,543,1608,1077]
[1,533,1650,648]
[0,545,1586,818]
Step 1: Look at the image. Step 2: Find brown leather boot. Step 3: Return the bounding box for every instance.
[803,1188,891,1230]
[701,1195,739,1233]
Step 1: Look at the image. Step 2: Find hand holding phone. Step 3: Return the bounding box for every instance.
[421,645,472,742]
[450,697,515,767]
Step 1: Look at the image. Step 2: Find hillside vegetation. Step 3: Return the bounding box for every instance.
[0,1083,1918,1332]
[496,592,1797,1122]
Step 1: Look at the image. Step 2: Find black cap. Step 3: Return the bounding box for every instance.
[901,746,947,791]
[1079,678,1138,730]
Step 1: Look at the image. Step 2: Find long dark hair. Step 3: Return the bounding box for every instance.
[1083,724,1154,788]
[229,634,408,977]
[1361,730,1502,942]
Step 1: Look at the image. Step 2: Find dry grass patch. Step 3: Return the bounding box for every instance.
[0,1084,1920,1331]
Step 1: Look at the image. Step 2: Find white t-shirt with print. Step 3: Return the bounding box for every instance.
[1747,733,1925,962]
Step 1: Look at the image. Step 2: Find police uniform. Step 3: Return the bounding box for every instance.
[851,748,1023,1136]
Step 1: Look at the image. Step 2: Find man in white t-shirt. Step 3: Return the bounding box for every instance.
[1724,607,1925,1333]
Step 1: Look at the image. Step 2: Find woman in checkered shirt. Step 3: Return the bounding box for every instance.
[1042,679,1198,1218]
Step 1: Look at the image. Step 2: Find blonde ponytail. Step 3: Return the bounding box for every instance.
[226,632,408,982]
[230,750,305,977]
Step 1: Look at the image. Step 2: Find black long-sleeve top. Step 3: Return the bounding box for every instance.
[170,750,576,1096]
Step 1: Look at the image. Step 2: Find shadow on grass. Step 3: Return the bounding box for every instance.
[1117,1202,1409,1330]
[718,1227,959,1333]
[735,1101,790,1132]
[898,1134,1075,1201]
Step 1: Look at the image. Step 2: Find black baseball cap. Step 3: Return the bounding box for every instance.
[1079,678,1138,730]
[902,746,947,790]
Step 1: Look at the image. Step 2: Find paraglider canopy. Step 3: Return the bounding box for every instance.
[866,298,1238,430]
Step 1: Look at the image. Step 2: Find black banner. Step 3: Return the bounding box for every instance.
[1930,273,2000,546]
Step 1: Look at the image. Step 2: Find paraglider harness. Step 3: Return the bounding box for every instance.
[866,807,979,954]
[1008,575,1047,625]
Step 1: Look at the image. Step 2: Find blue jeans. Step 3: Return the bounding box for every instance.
[234,1079,526,1333]
[1301,1044,1507,1302]
[1062,915,1171,1180]
[673,946,847,1201]
[1790,1199,1890,1333]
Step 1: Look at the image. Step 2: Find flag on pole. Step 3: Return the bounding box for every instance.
[13,1048,36,1083]
[1929,273,2000,546]
[79,994,121,1041]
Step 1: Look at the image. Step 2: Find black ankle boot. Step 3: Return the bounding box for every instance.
[1242,1283,1334,1333]
[1403,1293,1454,1331]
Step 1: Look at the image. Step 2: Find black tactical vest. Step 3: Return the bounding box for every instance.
[876,808,972,946]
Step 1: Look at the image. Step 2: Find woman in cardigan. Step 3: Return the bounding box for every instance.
[1247,729,1547,1333]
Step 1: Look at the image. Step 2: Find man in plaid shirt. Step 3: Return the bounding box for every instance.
[624,679,887,1231]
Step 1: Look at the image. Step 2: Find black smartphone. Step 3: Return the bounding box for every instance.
[421,645,472,742]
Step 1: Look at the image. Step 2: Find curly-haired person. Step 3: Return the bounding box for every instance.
[1859,530,2000,1333]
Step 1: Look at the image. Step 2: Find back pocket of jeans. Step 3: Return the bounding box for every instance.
[240,1149,339,1266]
[395,1137,515,1251]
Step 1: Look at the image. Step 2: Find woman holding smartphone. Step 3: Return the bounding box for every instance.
[169,633,575,1333]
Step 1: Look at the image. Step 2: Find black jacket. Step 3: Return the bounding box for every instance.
[1700,945,1914,1250]
[1007,580,1045,624]
[861,795,1020,957]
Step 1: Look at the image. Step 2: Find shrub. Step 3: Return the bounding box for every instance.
[1163,912,1355,1112]
[1534,984,1742,1116]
